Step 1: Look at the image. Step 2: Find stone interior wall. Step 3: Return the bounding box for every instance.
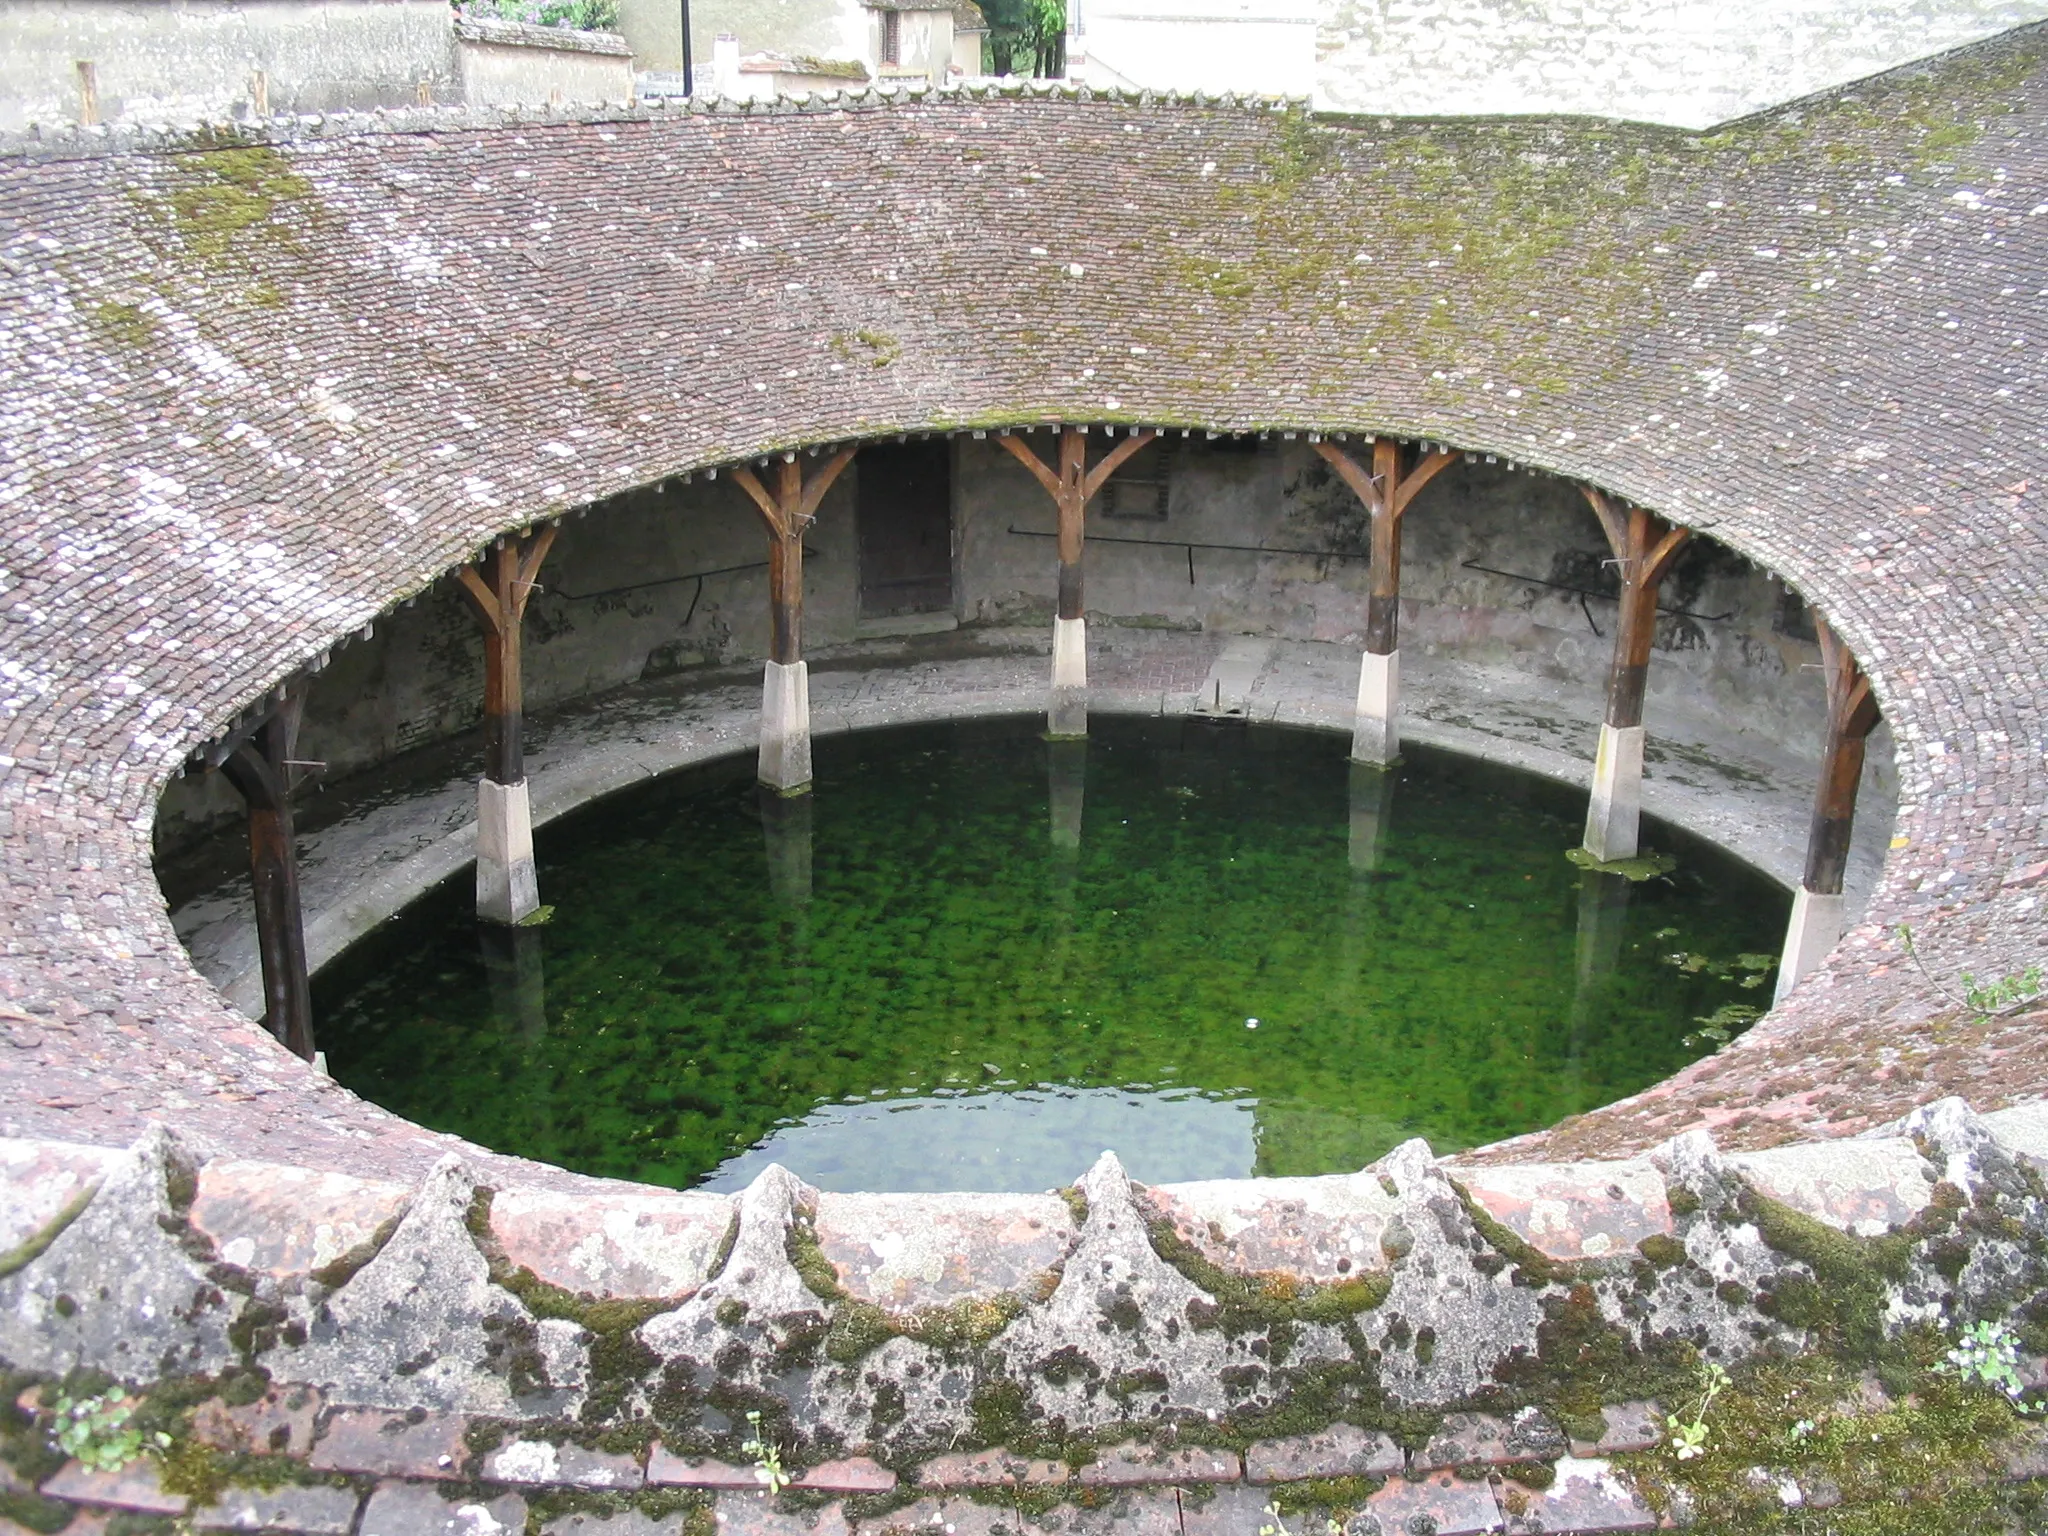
[0,0,458,132]
[153,440,1891,852]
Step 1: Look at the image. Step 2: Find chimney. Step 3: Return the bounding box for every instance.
[712,32,740,97]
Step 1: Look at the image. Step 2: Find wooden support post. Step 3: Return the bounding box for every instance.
[458,525,557,924]
[1312,437,1458,763]
[1579,489,1690,862]
[731,448,856,792]
[76,61,98,126]
[215,688,315,1061]
[1777,615,1880,1001]
[996,426,1156,737]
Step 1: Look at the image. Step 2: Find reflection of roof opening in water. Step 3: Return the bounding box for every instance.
[702,1086,1439,1193]
[702,1086,1261,1192]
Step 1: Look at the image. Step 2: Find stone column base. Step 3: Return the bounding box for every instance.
[1352,648,1399,765]
[1583,722,1646,862]
[1049,615,1088,738]
[1775,885,1845,1003]
[477,776,539,925]
[759,658,812,793]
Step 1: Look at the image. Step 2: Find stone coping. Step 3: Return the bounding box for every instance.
[3,1096,2047,1534]
[454,16,636,56]
[0,77,1310,163]
[1,26,2045,1195]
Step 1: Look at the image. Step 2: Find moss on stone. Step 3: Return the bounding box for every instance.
[1452,1183,1564,1289]
[0,1186,95,1282]
[786,1218,846,1302]
[162,146,317,265]
[1623,1355,2025,1534]
[522,1485,713,1536]
[1637,1234,1687,1269]
[1739,1187,1910,1361]
[306,1212,401,1292]
[88,301,156,351]
[463,1186,666,1429]
[0,1489,74,1535]
[1268,1473,1383,1518]
[1147,1219,1391,1335]
[1057,1185,1089,1227]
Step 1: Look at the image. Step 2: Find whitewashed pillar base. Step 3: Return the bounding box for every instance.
[759,658,813,793]
[1583,722,1646,862]
[1775,886,1845,1003]
[1050,615,1088,738]
[477,776,540,925]
[1351,648,1399,765]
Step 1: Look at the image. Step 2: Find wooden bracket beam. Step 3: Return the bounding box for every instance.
[214,684,315,1062]
[999,427,1158,621]
[1581,487,1692,730]
[1314,436,1462,655]
[1805,614,1881,895]
[729,450,857,666]
[459,526,558,787]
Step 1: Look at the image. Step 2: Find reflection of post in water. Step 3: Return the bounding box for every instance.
[1347,760,1398,874]
[1048,737,1087,857]
[1044,738,1085,1005]
[479,921,552,1146]
[1337,761,1398,1049]
[1566,869,1632,1113]
[480,922,548,1043]
[758,785,815,1052]
[759,784,814,907]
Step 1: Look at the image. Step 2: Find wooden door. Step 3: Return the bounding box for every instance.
[856,441,953,619]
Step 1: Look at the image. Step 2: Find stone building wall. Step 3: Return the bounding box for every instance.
[0,0,635,132]
[1314,0,2048,127]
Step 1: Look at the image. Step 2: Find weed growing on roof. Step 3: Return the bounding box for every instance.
[741,1410,788,1494]
[1666,1359,1730,1461]
[50,1393,168,1473]
[1938,1319,2033,1403]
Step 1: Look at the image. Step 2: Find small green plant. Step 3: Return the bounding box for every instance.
[1258,1502,1338,1536]
[740,1410,787,1495]
[1898,925,2044,1022]
[50,1394,169,1473]
[1666,1359,1730,1461]
[1962,965,2044,1016]
[1937,1320,2031,1402]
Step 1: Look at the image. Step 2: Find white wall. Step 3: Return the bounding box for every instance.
[1314,0,2048,127]
[454,18,635,109]
[1073,0,1318,97]
[0,0,644,129]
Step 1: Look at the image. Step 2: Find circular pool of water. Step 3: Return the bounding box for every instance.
[315,717,1787,1192]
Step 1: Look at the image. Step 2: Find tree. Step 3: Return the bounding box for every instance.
[979,0,1064,76]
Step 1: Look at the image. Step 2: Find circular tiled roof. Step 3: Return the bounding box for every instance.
[0,35,2043,1182]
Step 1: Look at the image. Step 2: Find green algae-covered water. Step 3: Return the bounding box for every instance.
[314,717,1786,1192]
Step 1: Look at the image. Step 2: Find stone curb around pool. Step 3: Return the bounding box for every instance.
[193,653,1845,1024]
[5,1095,2048,1536]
